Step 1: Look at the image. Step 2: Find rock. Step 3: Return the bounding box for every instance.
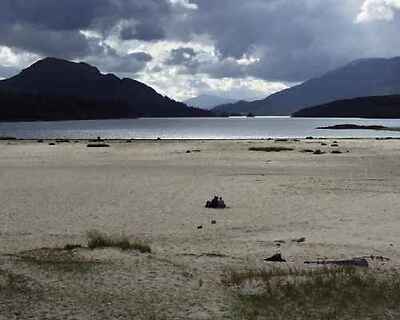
[265,253,286,262]
[197,225,203,230]
[293,237,306,243]
[87,143,110,148]
[313,149,325,155]
[211,220,216,225]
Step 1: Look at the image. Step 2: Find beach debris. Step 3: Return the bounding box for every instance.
[186,150,192,153]
[293,237,306,243]
[249,146,294,152]
[197,225,203,230]
[49,142,56,146]
[313,149,325,155]
[211,220,217,225]
[331,144,339,147]
[265,253,286,262]
[301,149,314,153]
[331,150,342,154]
[304,258,369,268]
[205,196,226,209]
[87,143,110,148]
[37,139,44,143]
[321,142,327,146]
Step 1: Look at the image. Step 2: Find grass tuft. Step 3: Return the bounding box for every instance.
[223,266,400,320]
[249,146,294,152]
[86,230,151,253]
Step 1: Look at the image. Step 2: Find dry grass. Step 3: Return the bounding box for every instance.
[249,146,294,152]
[223,266,400,320]
[86,230,151,253]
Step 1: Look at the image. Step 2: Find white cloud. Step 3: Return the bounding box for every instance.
[356,0,400,23]
[169,0,198,10]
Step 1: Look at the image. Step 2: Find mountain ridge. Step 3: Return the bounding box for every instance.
[212,56,400,116]
[0,57,211,121]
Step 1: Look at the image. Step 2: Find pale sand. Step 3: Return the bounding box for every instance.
[1,139,400,319]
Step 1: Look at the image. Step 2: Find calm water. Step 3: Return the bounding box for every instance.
[1,117,400,139]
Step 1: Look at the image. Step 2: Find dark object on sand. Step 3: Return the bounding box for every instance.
[87,143,110,148]
[304,258,369,268]
[197,225,203,230]
[265,253,286,262]
[331,150,342,154]
[186,150,191,153]
[211,220,217,225]
[64,244,82,251]
[49,142,55,146]
[249,146,294,152]
[331,144,339,147]
[56,139,70,143]
[205,196,226,209]
[293,237,306,243]
[301,149,314,153]
[313,149,325,155]
[37,139,44,143]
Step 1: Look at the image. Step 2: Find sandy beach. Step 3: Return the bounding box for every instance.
[1,138,400,319]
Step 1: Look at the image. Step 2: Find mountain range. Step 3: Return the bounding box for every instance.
[212,57,400,116]
[0,57,210,121]
[184,94,238,110]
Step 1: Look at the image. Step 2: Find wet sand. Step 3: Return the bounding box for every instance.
[1,139,400,319]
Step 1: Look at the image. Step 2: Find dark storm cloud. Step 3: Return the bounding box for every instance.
[0,0,171,58]
[86,51,153,75]
[1,0,400,84]
[120,22,165,41]
[167,0,400,81]
[166,47,198,67]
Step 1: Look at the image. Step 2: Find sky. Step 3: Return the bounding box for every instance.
[0,0,400,101]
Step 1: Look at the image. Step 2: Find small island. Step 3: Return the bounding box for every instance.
[317,124,395,130]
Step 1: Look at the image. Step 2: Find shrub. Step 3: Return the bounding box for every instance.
[223,267,400,320]
[86,230,151,253]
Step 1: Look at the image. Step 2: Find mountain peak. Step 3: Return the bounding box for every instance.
[22,57,101,78]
